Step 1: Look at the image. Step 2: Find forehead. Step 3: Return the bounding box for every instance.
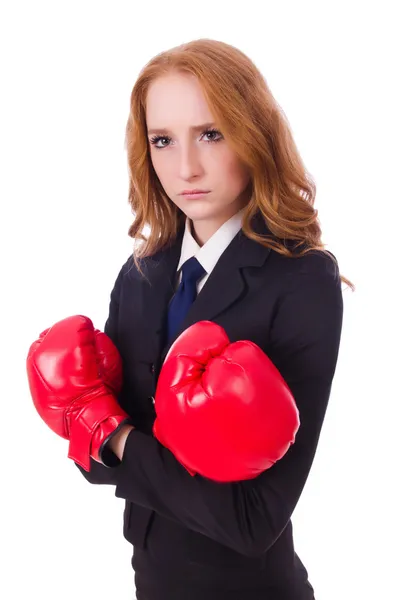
[146,74,214,131]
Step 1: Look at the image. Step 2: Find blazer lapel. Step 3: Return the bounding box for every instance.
[157,212,274,362]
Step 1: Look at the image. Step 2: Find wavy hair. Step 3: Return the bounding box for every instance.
[124,38,354,290]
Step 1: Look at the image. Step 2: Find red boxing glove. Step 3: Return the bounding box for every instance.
[153,321,300,482]
[26,315,132,471]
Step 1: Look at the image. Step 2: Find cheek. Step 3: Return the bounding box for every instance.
[150,152,171,185]
[219,154,250,189]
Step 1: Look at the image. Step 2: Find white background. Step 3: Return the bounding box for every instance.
[1,1,396,598]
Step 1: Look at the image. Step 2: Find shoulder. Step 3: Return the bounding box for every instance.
[120,253,138,278]
[270,246,341,291]
[107,253,137,297]
[110,250,163,293]
[113,252,142,281]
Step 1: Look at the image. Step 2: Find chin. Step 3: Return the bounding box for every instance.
[178,199,215,219]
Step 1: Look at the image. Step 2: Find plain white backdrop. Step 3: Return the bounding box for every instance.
[1,1,396,598]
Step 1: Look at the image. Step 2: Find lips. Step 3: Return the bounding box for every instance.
[180,189,210,195]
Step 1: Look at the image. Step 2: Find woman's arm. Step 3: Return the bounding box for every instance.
[110,261,344,556]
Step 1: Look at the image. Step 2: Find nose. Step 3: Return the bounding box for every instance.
[178,144,203,179]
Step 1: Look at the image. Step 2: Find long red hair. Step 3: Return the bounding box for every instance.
[124,38,354,290]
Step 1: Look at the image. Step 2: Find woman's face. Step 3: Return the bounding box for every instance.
[146,72,251,241]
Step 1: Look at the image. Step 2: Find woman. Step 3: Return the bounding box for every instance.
[29,38,353,599]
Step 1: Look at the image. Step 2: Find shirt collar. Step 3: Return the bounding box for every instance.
[177,208,244,275]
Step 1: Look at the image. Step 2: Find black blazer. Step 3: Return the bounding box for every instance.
[76,213,343,599]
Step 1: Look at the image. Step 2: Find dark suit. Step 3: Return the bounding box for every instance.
[76,213,343,599]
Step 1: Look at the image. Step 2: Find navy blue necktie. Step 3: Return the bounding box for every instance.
[165,256,206,345]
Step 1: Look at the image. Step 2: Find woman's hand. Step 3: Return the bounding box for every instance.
[108,425,135,460]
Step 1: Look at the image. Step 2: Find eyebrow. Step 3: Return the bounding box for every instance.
[147,122,216,135]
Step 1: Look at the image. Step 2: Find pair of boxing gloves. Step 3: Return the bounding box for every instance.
[26,315,300,482]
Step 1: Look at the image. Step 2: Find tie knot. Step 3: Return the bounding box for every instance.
[181,256,206,285]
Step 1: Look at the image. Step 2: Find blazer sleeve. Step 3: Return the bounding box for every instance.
[113,255,344,557]
[74,260,127,485]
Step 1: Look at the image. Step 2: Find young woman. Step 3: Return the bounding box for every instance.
[27,38,353,599]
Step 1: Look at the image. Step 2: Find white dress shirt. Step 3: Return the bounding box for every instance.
[174,208,245,294]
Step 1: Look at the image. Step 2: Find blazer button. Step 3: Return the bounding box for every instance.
[150,363,155,374]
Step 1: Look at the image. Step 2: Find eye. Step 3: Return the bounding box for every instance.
[202,128,223,143]
[149,128,223,149]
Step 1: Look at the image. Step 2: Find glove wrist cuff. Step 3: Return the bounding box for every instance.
[97,417,134,467]
[67,391,130,470]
